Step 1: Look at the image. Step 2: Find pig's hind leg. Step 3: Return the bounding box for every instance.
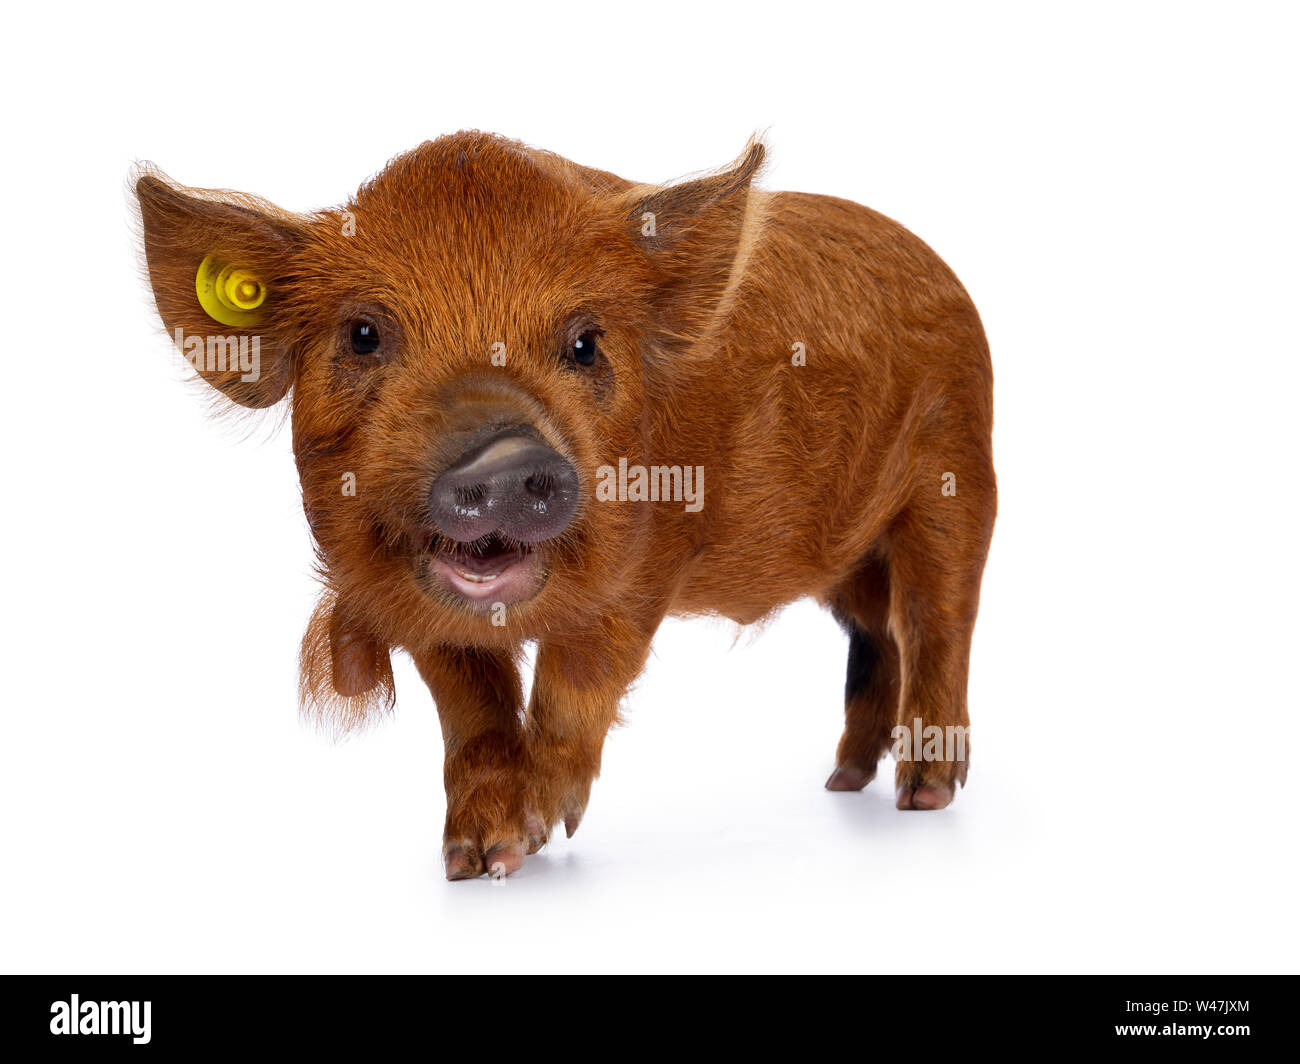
[826,555,902,792]
[884,490,993,810]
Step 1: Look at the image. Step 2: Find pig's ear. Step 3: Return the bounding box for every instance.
[621,139,766,344]
[299,593,395,736]
[134,167,306,408]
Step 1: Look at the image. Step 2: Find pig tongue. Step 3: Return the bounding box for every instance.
[445,541,521,576]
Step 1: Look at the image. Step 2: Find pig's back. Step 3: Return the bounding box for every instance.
[736,189,989,385]
[666,190,992,621]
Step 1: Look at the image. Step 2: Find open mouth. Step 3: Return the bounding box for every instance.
[420,530,542,604]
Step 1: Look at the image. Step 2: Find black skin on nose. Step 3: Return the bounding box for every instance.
[428,433,579,544]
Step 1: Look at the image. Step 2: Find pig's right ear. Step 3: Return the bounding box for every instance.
[134,168,306,408]
[620,139,766,347]
[299,593,395,736]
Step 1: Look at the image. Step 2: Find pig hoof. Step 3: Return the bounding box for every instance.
[825,763,876,791]
[525,769,592,844]
[443,843,483,880]
[560,796,587,839]
[895,758,966,811]
[484,839,526,877]
[524,811,548,854]
[895,782,955,810]
[444,837,526,880]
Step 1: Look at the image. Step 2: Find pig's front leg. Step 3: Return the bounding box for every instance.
[412,644,529,880]
[525,616,657,849]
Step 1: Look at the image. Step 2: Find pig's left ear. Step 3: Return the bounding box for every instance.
[620,139,766,345]
[134,168,306,408]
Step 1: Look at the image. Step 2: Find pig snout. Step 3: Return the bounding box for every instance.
[428,432,579,544]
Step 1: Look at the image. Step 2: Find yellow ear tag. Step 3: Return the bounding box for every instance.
[196,255,268,328]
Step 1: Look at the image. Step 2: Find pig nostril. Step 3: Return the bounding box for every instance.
[524,471,554,499]
[429,434,578,545]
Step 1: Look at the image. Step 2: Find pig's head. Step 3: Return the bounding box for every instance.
[136,132,763,722]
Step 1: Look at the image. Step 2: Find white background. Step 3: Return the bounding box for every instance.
[2,2,1296,974]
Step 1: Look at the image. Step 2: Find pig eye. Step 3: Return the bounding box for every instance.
[569,330,599,367]
[350,320,382,355]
